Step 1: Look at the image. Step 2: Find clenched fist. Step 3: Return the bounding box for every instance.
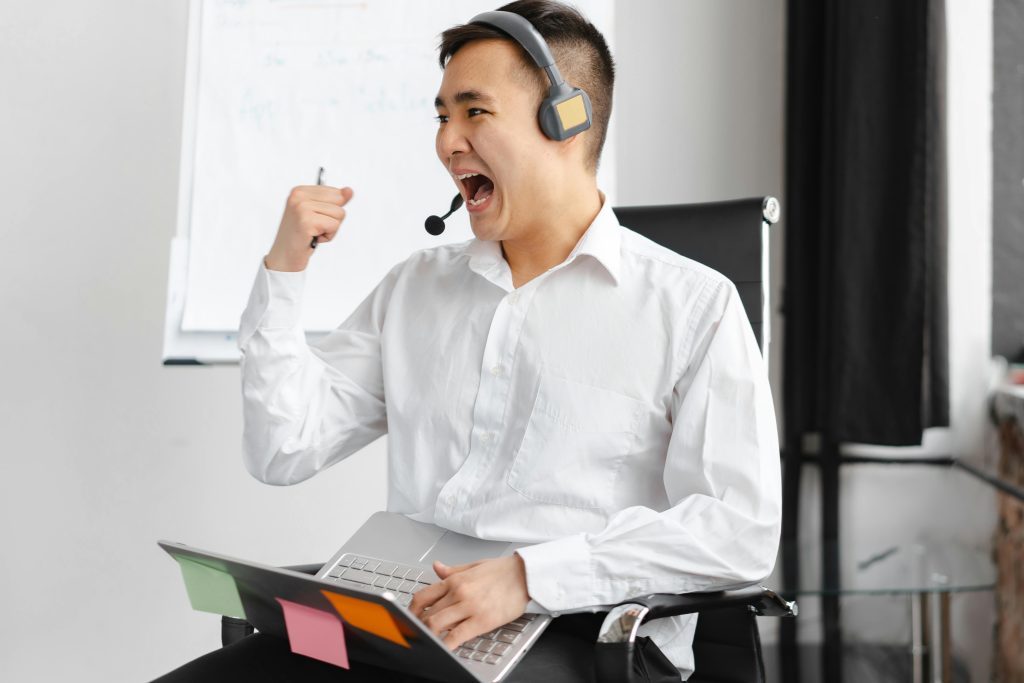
[265,185,354,272]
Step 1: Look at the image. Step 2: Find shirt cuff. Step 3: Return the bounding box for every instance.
[515,533,591,613]
[238,259,307,348]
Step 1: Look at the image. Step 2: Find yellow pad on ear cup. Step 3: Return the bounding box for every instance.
[555,95,588,130]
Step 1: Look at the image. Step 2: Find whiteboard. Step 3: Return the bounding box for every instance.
[164,0,616,363]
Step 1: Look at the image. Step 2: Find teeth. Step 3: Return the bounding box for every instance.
[456,171,491,206]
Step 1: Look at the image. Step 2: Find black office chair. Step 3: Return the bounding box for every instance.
[222,197,796,683]
[594,197,793,683]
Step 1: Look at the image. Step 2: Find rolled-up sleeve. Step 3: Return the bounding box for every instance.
[238,260,400,485]
[516,280,781,611]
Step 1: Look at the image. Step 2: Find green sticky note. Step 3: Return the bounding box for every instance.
[174,556,246,619]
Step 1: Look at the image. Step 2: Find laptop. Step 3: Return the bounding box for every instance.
[159,512,552,682]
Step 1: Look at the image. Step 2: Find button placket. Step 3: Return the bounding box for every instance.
[465,288,534,492]
[435,293,516,527]
[471,300,514,449]
[434,281,538,528]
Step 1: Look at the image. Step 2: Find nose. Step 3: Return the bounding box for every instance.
[436,118,471,164]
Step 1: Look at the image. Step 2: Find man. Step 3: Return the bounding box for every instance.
[154,1,780,681]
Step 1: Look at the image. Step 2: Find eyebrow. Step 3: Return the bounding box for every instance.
[434,90,496,109]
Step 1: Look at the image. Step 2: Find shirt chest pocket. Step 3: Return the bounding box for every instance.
[507,373,646,509]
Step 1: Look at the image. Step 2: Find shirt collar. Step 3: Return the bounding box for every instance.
[464,234,504,270]
[567,195,622,285]
[462,193,622,286]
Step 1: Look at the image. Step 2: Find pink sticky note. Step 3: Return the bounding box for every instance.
[275,598,350,669]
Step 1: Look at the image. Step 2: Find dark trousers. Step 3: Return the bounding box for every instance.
[151,613,682,682]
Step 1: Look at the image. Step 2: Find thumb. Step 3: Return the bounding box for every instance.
[340,186,354,204]
[433,559,453,578]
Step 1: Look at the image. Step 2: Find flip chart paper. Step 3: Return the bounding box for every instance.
[321,590,409,648]
[276,598,350,669]
[174,556,246,619]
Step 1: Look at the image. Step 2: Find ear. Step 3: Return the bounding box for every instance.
[557,128,589,165]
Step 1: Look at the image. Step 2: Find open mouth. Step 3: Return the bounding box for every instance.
[457,172,495,208]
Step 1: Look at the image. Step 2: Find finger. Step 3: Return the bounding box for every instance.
[434,559,483,577]
[423,602,472,639]
[442,617,484,650]
[307,200,346,220]
[312,185,353,205]
[306,218,343,243]
[288,186,332,208]
[302,185,354,206]
[418,583,461,618]
[307,215,340,243]
[410,581,448,618]
[311,218,339,241]
[317,220,343,243]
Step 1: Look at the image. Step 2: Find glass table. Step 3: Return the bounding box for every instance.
[790,541,995,683]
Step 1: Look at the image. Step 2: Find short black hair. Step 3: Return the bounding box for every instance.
[438,0,615,172]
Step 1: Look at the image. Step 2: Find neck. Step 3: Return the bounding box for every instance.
[501,182,603,289]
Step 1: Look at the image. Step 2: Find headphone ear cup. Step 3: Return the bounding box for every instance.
[539,88,593,141]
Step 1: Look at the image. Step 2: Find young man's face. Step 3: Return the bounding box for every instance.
[435,39,563,242]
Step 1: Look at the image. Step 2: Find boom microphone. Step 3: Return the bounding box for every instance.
[425,194,464,235]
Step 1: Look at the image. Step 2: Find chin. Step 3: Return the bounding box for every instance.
[469,219,503,242]
[468,203,507,242]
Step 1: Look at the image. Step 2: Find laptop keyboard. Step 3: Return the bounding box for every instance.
[322,553,537,667]
[452,617,534,665]
[323,553,432,607]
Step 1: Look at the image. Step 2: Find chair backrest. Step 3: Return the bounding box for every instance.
[612,197,780,683]
[613,197,777,358]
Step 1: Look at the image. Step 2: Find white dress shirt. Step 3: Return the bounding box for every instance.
[238,197,781,678]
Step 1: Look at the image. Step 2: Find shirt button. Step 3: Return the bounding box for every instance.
[490,365,504,377]
[480,432,493,444]
[509,292,519,305]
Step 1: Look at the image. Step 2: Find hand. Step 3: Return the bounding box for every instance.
[265,185,354,272]
[410,554,530,650]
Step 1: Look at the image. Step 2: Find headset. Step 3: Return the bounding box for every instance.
[469,10,593,141]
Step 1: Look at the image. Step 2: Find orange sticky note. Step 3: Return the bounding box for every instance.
[276,598,349,669]
[321,590,409,648]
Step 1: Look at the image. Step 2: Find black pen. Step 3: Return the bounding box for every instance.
[310,166,324,249]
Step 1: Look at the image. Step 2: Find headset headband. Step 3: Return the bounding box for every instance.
[469,11,566,91]
[467,10,593,141]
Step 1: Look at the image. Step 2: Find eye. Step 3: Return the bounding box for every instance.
[434,114,449,124]
[468,108,487,117]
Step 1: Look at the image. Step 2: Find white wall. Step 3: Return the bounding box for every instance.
[0,2,390,680]
[0,1,995,681]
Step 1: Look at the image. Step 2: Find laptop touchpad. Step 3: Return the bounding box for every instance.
[422,530,513,567]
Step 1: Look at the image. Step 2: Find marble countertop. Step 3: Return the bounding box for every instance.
[993,384,1024,425]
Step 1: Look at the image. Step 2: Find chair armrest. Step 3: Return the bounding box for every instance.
[220,562,325,647]
[619,585,797,625]
[594,587,796,683]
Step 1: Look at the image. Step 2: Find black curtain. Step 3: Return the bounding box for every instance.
[781,1,949,680]
[784,0,949,449]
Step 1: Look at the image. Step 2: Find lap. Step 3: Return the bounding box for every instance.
[152,632,406,683]
[150,613,679,683]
